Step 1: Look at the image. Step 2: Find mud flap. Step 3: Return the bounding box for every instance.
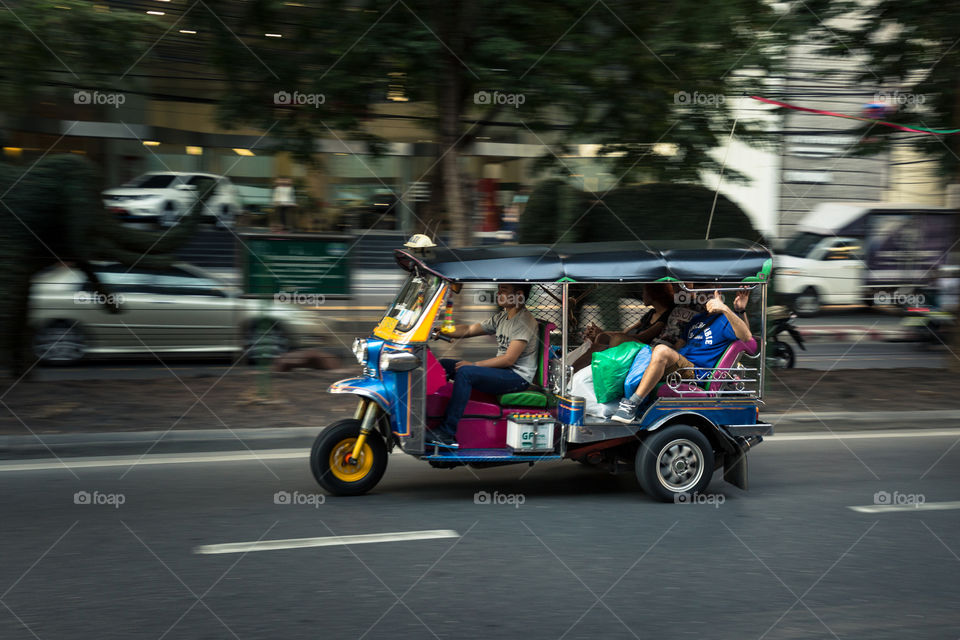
[724,451,748,490]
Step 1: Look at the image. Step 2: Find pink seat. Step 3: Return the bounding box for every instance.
[656,337,758,398]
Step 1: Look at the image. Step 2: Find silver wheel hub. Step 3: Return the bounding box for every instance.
[657,438,705,493]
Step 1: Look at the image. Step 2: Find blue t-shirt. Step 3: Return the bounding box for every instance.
[678,313,738,369]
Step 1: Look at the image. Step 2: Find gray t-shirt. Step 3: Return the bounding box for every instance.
[480,308,539,383]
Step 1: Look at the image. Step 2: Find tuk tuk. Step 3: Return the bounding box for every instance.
[311,238,774,502]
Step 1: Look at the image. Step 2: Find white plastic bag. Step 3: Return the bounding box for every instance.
[570,366,619,418]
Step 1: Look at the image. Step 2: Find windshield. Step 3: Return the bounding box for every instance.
[781,232,826,258]
[383,271,443,333]
[125,174,177,189]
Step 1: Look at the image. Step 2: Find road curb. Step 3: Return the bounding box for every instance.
[2,410,957,459]
[796,327,912,343]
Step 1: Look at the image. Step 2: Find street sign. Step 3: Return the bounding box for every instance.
[240,232,352,297]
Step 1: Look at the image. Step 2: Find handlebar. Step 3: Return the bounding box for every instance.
[432,330,453,343]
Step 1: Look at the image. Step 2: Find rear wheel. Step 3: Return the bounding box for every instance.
[793,287,820,317]
[769,339,795,368]
[310,419,388,496]
[246,322,289,363]
[636,424,714,502]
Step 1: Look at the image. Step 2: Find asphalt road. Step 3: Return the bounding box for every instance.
[1,430,958,639]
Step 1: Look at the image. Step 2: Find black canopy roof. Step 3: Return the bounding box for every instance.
[394,239,772,284]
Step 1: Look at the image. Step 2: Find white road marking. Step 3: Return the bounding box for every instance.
[0,449,308,472]
[194,529,460,555]
[766,428,960,442]
[849,501,960,514]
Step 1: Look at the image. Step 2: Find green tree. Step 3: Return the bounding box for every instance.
[811,0,960,179]
[0,1,155,114]
[201,0,793,245]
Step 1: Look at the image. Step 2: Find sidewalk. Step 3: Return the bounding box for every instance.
[0,364,952,459]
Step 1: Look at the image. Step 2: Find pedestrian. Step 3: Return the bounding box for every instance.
[271,177,296,232]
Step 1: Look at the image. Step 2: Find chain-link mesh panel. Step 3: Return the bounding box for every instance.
[527,283,651,346]
[526,282,764,347]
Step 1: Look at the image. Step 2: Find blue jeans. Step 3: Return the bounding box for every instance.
[438,359,528,436]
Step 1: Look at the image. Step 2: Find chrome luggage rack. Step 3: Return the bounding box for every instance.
[664,365,759,397]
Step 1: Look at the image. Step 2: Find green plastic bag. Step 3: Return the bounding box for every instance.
[591,341,645,404]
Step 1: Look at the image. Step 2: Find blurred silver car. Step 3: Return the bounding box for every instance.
[30,263,323,363]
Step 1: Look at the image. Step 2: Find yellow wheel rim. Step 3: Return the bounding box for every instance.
[329,438,374,482]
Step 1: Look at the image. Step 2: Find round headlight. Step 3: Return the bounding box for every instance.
[352,338,368,365]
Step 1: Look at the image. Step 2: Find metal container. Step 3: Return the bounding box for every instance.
[557,395,585,427]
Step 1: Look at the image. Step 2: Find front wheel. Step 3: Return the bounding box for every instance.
[636,424,715,503]
[310,419,388,496]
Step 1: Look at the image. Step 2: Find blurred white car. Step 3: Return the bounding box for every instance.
[30,262,323,363]
[103,172,242,227]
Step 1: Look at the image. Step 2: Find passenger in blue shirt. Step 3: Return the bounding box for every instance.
[612,288,751,423]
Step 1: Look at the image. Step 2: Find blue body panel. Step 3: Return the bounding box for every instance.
[420,448,563,463]
[637,402,757,431]
[327,338,420,437]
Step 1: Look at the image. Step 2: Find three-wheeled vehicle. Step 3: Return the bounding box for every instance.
[310,238,774,502]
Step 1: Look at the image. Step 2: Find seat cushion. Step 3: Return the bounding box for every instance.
[499,390,549,408]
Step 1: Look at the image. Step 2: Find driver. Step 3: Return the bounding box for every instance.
[430,283,538,447]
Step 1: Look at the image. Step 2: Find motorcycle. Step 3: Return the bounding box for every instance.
[767,305,805,368]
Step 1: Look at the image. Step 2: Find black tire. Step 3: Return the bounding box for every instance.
[246,322,290,364]
[159,201,179,227]
[217,205,235,229]
[310,419,388,496]
[769,339,795,368]
[793,287,820,317]
[636,424,715,503]
[33,321,86,365]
